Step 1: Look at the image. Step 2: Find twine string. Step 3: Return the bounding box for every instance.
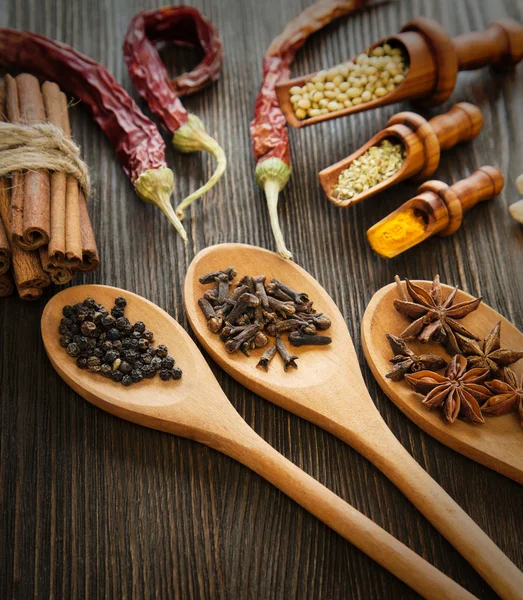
[0,121,90,196]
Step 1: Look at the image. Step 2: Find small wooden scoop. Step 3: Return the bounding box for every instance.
[276,17,523,128]
[319,103,483,207]
[367,166,504,258]
[184,244,523,600]
[41,284,477,600]
[361,279,523,482]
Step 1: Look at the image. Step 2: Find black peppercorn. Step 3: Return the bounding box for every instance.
[159,369,172,381]
[116,317,129,330]
[76,305,90,322]
[87,356,101,372]
[130,370,143,383]
[81,321,97,337]
[156,345,168,358]
[100,364,112,378]
[162,356,175,369]
[67,342,81,357]
[107,328,121,341]
[101,315,116,330]
[59,334,72,348]
[151,357,162,370]
[115,296,127,307]
[60,297,181,387]
[134,321,146,334]
[119,361,132,375]
[104,350,119,364]
[111,371,123,383]
[141,365,156,378]
[111,306,125,319]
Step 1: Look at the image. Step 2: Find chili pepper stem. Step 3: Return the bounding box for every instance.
[172,114,227,220]
[255,157,292,260]
[134,166,187,242]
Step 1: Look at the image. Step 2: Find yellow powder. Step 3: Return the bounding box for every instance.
[367,208,427,258]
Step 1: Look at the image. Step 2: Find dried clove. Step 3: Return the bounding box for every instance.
[288,331,332,347]
[198,298,224,334]
[276,335,298,370]
[270,279,309,304]
[257,344,277,371]
[268,296,296,316]
[227,293,260,324]
[197,266,332,372]
[199,266,236,284]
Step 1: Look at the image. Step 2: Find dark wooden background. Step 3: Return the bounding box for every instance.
[1,0,522,598]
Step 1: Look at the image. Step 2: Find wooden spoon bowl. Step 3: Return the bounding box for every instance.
[184,244,523,600]
[362,280,523,482]
[41,284,478,600]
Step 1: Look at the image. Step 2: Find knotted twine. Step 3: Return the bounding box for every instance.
[0,121,90,197]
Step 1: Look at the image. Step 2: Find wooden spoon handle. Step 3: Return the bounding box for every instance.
[332,418,523,600]
[453,19,523,71]
[212,422,477,600]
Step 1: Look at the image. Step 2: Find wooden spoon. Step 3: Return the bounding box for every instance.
[41,284,476,600]
[361,279,523,482]
[184,244,523,600]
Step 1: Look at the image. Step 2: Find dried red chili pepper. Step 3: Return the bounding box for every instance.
[250,0,367,258]
[124,6,225,220]
[0,28,187,240]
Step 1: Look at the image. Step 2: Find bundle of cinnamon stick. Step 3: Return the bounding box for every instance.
[0,73,99,300]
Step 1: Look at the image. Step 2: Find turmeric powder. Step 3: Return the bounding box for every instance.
[367,208,426,258]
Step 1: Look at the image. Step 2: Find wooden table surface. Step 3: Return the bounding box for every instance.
[1,0,522,598]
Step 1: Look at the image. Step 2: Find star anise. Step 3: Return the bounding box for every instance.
[482,368,523,428]
[394,275,482,354]
[385,334,447,381]
[405,355,491,424]
[456,321,523,378]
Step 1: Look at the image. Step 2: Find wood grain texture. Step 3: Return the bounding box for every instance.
[0,0,522,599]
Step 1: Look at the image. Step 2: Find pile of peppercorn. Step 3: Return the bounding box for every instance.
[58,296,182,386]
[198,267,332,372]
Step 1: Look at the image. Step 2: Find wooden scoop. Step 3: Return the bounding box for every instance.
[276,17,523,128]
[41,284,477,600]
[361,279,523,482]
[367,166,504,258]
[184,244,523,600]
[319,103,483,207]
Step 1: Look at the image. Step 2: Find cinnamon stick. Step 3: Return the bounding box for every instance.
[0,271,14,297]
[0,179,49,292]
[42,81,82,267]
[15,73,51,250]
[4,75,25,248]
[0,215,10,275]
[16,284,42,301]
[76,191,100,271]
[39,245,73,285]
[0,80,10,275]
